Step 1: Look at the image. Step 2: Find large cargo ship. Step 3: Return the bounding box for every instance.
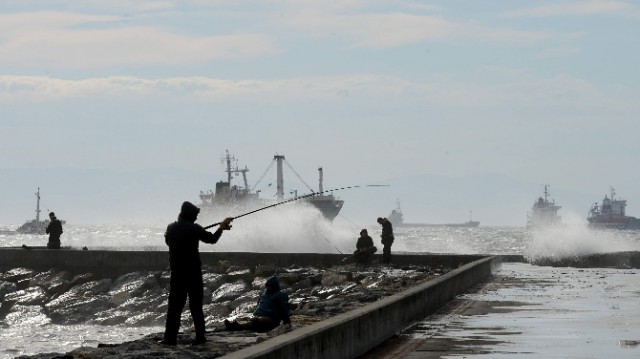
[199,151,343,221]
[526,185,562,229]
[587,188,640,229]
[387,201,479,228]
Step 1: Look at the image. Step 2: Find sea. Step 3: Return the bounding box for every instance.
[1,206,639,358]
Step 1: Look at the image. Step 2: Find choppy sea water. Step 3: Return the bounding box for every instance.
[1,214,639,358]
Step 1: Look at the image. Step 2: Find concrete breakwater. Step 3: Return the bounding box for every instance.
[0,248,488,278]
[0,249,499,358]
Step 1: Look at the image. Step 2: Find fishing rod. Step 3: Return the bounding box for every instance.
[203,184,389,229]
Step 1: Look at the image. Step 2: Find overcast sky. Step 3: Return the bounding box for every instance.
[2,0,639,225]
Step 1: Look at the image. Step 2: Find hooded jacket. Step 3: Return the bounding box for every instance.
[253,276,290,324]
[165,201,223,272]
[380,219,394,244]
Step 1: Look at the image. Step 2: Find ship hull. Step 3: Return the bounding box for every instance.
[397,221,480,228]
[306,197,344,221]
[588,215,640,230]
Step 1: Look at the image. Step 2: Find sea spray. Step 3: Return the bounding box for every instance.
[524,217,640,263]
[207,202,359,253]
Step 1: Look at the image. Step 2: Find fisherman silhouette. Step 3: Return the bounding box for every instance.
[45,212,63,249]
[160,201,233,346]
[377,217,394,264]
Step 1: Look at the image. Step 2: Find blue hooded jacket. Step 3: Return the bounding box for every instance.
[253,276,290,324]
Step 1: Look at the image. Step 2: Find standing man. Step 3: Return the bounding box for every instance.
[377,217,394,264]
[161,201,233,346]
[45,212,63,249]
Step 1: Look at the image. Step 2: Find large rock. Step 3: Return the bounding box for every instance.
[0,267,35,283]
[29,269,72,291]
[4,286,49,305]
[211,281,249,302]
[109,272,159,305]
[3,305,51,326]
[321,271,352,287]
[0,281,17,301]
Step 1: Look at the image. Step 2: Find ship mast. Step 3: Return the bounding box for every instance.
[35,187,41,223]
[235,166,250,191]
[222,149,236,185]
[544,184,550,203]
[274,154,285,200]
[318,166,324,193]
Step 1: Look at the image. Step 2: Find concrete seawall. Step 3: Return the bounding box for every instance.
[0,249,500,358]
[0,248,489,278]
[220,256,501,359]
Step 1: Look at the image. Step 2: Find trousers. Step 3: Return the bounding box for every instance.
[164,269,205,342]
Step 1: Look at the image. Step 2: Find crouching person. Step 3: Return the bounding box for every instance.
[225,276,291,332]
[353,229,377,265]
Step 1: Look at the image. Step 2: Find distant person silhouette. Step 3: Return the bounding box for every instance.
[45,212,63,249]
[353,229,377,264]
[161,201,233,346]
[377,217,394,264]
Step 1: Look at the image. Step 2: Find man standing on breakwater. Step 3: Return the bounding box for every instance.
[377,217,394,264]
[45,212,63,249]
[161,201,233,346]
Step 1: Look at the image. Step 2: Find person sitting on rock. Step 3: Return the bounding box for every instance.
[353,229,377,264]
[225,276,291,333]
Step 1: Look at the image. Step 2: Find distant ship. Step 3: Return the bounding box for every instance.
[387,201,479,228]
[587,187,640,229]
[199,150,343,221]
[388,200,404,227]
[16,188,66,234]
[526,185,561,229]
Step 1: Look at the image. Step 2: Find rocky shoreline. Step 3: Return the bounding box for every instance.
[1,261,453,358]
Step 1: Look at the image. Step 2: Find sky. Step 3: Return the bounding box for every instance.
[1,0,639,226]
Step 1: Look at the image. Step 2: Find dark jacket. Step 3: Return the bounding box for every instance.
[356,235,374,251]
[46,219,63,240]
[380,219,394,245]
[165,207,223,272]
[254,276,290,324]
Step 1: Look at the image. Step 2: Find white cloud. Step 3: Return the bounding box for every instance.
[538,46,581,59]
[1,0,175,12]
[0,11,276,69]
[503,0,638,17]
[281,10,550,48]
[0,73,634,115]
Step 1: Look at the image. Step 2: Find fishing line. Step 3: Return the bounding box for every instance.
[204,184,387,229]
[314,221,344,254]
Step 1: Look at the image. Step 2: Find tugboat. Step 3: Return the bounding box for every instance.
[587,187,640,229]
[387,200,404,227]
[17,188,49,234]
[387,201,479,228]
[199,151,343,221]
[526,185,562,229]
[445,211,480,228]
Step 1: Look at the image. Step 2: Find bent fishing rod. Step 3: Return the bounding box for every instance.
[203,184,388,229]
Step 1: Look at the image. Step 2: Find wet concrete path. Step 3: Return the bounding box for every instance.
[360,262,640,358]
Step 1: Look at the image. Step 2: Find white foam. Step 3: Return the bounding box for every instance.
[525,212,640,262]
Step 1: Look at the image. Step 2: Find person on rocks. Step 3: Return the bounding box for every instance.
[224,276,291,333]
[161,201,233,346]
[45,212,63,249]
[377,217,394,264]
[353,229,377,264]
